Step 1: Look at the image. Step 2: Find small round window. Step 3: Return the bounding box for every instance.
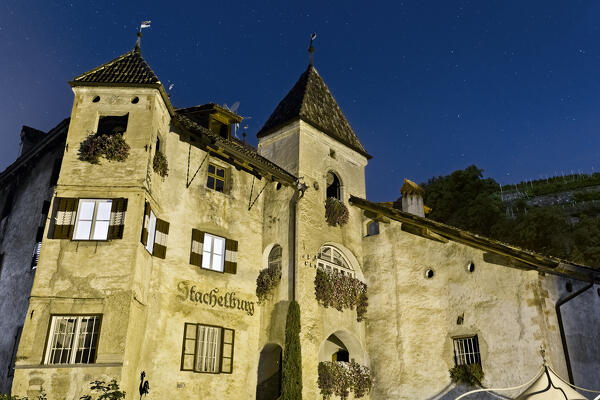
[92,96,100,103]
[131,96,139,104]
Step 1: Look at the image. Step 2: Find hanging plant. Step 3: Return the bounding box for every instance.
[78,133,130,164]
[449,364,484,386]
[152,151,169,177]
[256,264,282,304]
[317,361,372,400]
[325,197,349,227]
[314,269,368,322]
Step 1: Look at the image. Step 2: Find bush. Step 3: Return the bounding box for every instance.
[449,364,484,386]
[152,151,169,177]
[79,379,126,400]
[282,301,302,400]
[317,361,372,400]
[314,268,368,322]
[79,133,130,164]
[256,264,282,303]
[325,197,349,227]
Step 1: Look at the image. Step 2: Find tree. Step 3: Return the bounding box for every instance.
[282,301,302,400]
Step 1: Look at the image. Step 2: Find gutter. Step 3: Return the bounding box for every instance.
[555,282,594,384]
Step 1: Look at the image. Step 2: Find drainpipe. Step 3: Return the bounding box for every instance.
[555,282,593,384]
[289,179,307,302]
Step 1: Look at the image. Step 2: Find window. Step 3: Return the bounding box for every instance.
[73,199,112,240]
[317,245,354,277]
[145,210,157,254]
[332,349,349,362]
[44,315,101,365]
[326,171,341,200]
[453,335,481,366]
[268,245,282,271]
[31,241,41,270]
[207,163,226,192]
[181,323,235,374]
[97,114,128,135]
[202,233,226,272]
[366,220,379,236]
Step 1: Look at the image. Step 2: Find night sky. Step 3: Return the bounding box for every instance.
[1,1,600,201]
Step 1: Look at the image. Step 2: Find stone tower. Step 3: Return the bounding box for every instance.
[257,63,372,399]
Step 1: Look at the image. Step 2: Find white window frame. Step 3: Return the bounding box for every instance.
[145,210,157,254]
[31,241,42,270]
[268,245,282,271]
[202,233,226,272]
[317,245,354,277]
[73,199,112,240]
[453,335,481,366]
[44,315,101,365]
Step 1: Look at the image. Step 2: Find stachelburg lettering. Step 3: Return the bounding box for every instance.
[177,281,255,316]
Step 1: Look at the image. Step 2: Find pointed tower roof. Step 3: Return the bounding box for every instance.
[257,65,371,159]
[71,48,160,85]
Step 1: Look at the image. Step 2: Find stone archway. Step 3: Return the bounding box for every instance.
[256,343,282,400]
[318,330,366,364]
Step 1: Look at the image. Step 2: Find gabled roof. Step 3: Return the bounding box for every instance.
[71,48,160,85]
[257,65,371,159]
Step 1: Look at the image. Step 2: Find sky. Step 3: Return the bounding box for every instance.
[1,1,600,202]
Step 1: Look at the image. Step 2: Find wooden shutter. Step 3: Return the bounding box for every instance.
[220,328,235,373]
[181,323,197,372]
[107,198,128,239]
[224,238,238,274]
[51,197,78,239]
[190,229,205,267]
[152,218,170,259]
[140,202,151,246]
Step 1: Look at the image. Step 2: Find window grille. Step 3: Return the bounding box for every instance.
[44,315,100,364]
[453,335,481,366]
[207,163,226,192]
[31,241,41,270]
[73,199,112,240]
[317,245,354,277]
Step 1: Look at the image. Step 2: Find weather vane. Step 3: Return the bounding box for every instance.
[135,20,152,51]
[308,32,317,65]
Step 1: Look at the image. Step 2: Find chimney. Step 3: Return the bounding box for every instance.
[400,179,425,217]
[20,126,46,155]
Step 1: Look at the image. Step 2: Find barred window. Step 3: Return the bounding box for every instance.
[73,199,112,240]
[44,315,101,364]
[453,335,481,366]
[181,323,235,374]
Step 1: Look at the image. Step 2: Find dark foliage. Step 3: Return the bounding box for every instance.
[78,133,130,164]
[80,379,125,400]
[325,197,349,227]
[314,269,368,322]
[152,151,169,178]
[317,361,372,400]
[256,264,282,303]
[282,301,302,400]
[449,364,484,386]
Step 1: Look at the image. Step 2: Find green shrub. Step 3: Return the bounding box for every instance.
[79,379,125,400]
[449,364,484,386]
[317,361,372,400]
[78,133,130,164]
[325,197,349,227]
[152,151,169,177]
[282,301,302,400]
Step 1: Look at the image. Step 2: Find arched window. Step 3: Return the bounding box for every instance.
[366,220,379,236]
[317,245,353,277]
[268,245,282,271]
[326,172,341,200]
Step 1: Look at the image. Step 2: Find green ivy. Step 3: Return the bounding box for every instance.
[152,151,169,178]
[282,301,302,400]
[325,197,349,227]
[256,264,282,303]
[449,364,484,386]
[78,133,130,164]
[314,269,368,322]
[317,361,372,400]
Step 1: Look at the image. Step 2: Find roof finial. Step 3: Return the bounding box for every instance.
[135,20,152,52]
[308,32,317,66]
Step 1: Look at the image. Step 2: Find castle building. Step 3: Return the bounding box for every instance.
[0,40,599,400]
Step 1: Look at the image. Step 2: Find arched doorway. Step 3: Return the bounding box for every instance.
[326,171,341,200]
[318,330,365,364]
[256,343,282,400]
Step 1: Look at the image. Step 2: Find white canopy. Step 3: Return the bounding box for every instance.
[515,366,587,400]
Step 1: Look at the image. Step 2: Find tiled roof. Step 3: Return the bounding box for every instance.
[174,113,297,184]
[72,48,160,85]
[257,65,371,159]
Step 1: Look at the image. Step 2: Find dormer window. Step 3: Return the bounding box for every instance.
[326,172,341,200]
[209,118,230,140]
[97,114,128,136]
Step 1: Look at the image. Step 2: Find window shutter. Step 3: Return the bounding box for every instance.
[152,218,169,259]
[224,238,238,274]
[220,328,235,373]
[190,229,205,267]
[140,202,151,246]
[51,197,78,239]
[107,198,128,239]
[181,323,197,372]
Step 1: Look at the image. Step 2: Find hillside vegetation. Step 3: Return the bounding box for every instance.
[415,166,600,268]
